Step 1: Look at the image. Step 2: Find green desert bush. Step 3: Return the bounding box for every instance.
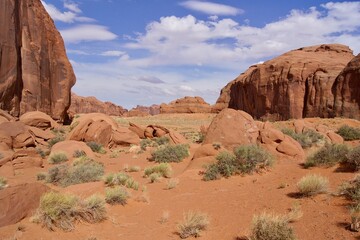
[177,211,209,239]
[304,144,349,168]
[149,173,161,183]
[282,128,325,148]
[203,145,273,181]
[86,141,106,154]
[73,150,86,158]
[37,172,47,181]
[105,187,129,205]
[128,166,141,172]
[297,174,329,197]
[104,172,139,190]
[140,136,170,151]
[144,163,172,178]
[339,175,360,202]
[151,144,189,163]
[344,146,360,171]
[48,152,68,164]
[337,125,360,141]
[32,192,106,231]
[250,212,296,240]
[48,135,65,148]
[0,176,8,190]
[46,157,104,187]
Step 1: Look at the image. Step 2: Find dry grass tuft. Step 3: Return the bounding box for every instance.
[297,174,329,197]
[177,211,209,238]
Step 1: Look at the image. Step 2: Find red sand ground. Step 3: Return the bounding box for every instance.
[0,114,359,240]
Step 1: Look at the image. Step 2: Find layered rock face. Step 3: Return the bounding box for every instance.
[0,0,75,121]
[213,44,354,120]
[125,105,160,117]
[69,93,127,116]
[332,54,360,119]
[160,96,211,114]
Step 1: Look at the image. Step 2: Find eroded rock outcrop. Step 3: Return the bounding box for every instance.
[213,44,355,120]
[125,105,160,117]
[0,0,76,121]
[160,96,212,114]
[333,54,360,119]
[69,93,127,116]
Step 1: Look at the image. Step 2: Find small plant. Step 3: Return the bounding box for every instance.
[144,163,172,178]
[177,211,209,238]
[344,145,360,171]
[282,128,325,148]
[32,192,106,231]
[297,174,329,197]
[0,176,8,189]
[212,142,221,150]
[151,144,189,163]
[166,178,179,189]
[48,135,65,148]
[86,141,106,154]
[36,148,48,159]
[350,204,360,231]
[73,150,86,158]
[140,136,170,151]
[338,175,360,202]
[104,172,139,190]
[128,166,141,172]
[149,173,161,183]
[109,152,119,158]
[105,187,129,205]
[304,144,349,168]
[250,212,296,240]
[160,210,170,224]
[337,125,360,141]
[37,172,47,181]
[48,152,68,164]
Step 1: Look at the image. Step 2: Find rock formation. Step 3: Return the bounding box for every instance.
[125,105,160,117]
[213,44,355,120]
[332,54,360,119]
[0,0,76,121]
[160,96,212,114]
[69,93,127,116]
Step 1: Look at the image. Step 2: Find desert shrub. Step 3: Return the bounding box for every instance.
[203,145,273,181]
[297,174,329,197]
[37,172,47,181]
[149,173,161,183]
[153,136,170,146]
[344,146,360,171]
[140,136,170,151]
[105,187,129,205]
[140,139,153,151]
[339,175,360,202]
[48,152,68,164]
[48,135,65,148]
[0,176,8,189]
[166,178,179,189]
[177,211,209,239]
[46,158,104,187]
[144,163,172,178]
[304,144,349,168]
[32,192,106,231]
[69,121,79,131]
[282,128,325,148]
[337,125,360,141]
[36,148,48,159]
[86,141,106,153]
[73,150,86,158]
[250,213,296,240]
[151,144,189,163]
[212,142,221,150]
[104,172,139,190]
[128,166,141,172]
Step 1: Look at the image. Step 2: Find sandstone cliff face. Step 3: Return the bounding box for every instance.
[160,96,212,114]
[69,93,127,116]
[125,105,160,117]
[332,54,360,119]
[213,44,354,120]
[0,0,75,121]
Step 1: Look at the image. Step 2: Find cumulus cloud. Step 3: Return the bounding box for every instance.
[180,1,243,16]
[64,1,81,13]
[100,51,127,57]
[60,25,117,43]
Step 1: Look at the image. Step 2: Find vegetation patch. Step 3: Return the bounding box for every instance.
[37,172,47,181]
[140,136,170,151]
[144,163,172,178]
[151,144,190,163]
[48,135,65,149]
[250,212,296,240]
[104,172,139,190]
[48,152,68,164]
[304,144,349,168]
[46,157,104,187]
[32,192,106,231]
[86,141,106,154]
[73,150,86,158]
[339,175,360,202]
[297,174,329,197]
[281,128,325,148]
[166,178,179,189]
[177,211,209,239]
[203,145,274,181]
[0,176,8,190]
[105,187,129,205]
[344,146,360,171]
[337,125,360,141]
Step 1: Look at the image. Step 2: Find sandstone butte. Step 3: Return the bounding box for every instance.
[0,0,75,122]
[125,104,160,117]
[212,44,357,121]
[160,96,212,114]
[69,93,128,117]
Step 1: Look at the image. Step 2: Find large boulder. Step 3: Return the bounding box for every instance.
[69,93,128,117]
[160,96,212,114]
[333,54,360,119]
[0,0,75,121]
[213,44,355,120]
[0,122,35,149]
[20,111,58,130]
[51,140,95,160]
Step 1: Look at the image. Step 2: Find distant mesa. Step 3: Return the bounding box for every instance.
[0,0,75,122]
[213,44,359,120]
[69,93,127,117]
[160,96,212,114]
[124,104,160,117]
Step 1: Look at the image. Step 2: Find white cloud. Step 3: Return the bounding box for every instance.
[180,85,195,92]
[180,1,243,16]
[60,25,117,43]
[64,1,81,13]
[100,51,126,57]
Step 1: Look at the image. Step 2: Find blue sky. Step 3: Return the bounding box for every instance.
[41,0,360,109]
